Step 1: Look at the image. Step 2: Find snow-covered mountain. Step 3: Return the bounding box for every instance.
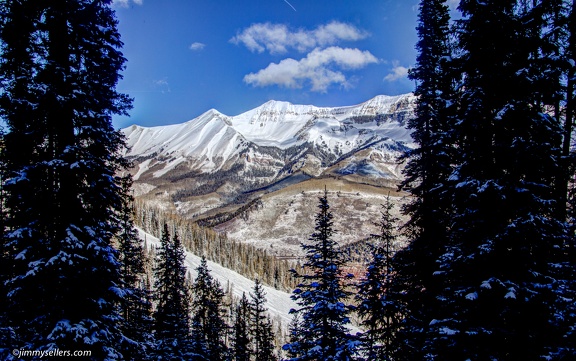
[122,94,415,248]
[123,93,415,181]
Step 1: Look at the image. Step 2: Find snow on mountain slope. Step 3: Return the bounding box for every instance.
[124,109,247,176]
[123,94,415,227]
[231,94,414,149]
[122,93,416,180]
[137,227,297,326]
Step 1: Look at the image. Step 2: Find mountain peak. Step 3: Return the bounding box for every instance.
[261,99,293,107]
[123,93,415,161]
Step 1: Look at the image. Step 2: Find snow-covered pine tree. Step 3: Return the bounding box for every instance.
[284,314,304,361]
[190,256,229,360]
[401,0,455,236]
[117,176,154,360]
[564,171,576,351]
[392,0,456,356]
[0,124,12,355]
[419,0,574,359]
[249,278,277,361]
[543,0,575,220]
[258,318,277,361]
[356,196,401,361]
[231,293,251,361]
[153,224,191,360]
[282,188,358,361]
[0,0,131,358]
[537,2,576,356]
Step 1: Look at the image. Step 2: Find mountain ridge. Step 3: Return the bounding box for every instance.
[123,93,416,177]
[122,94,416,255]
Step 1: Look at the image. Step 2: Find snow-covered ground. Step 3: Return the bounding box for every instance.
[137,227,297,327]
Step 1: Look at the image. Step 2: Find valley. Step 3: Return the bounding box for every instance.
[123,94,416,256]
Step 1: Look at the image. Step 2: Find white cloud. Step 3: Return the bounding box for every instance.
[231,21,369,55]
[189,42,206,51]
[244,47,378,92]
[153,78,170,93]
[384,61,409,82]
[112,0,143,7]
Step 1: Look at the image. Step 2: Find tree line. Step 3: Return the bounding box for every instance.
[115,204,282,361]
[133,200,298,292]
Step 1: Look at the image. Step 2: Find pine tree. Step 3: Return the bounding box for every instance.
[231,293,251,361]
[356,196,401,360]
[117,176,154,360]
[562,168,576,355]
[408,1,574,359]
[257,318,277,361]
[0,124,12,356]
[0,0,131,358]
[393,0,455,355]
[402,0,455,235]
[153,224,191,360]
[249,278,276,361]
[190,256,229,361]
[282,188,358,361]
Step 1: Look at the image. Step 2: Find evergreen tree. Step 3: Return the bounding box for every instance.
[284,313,305,361]
[0,124,13,356]
[401,0,455,237]
[564,153,576,352]
[393,0,455,355]
[231,293,251,361]
[153,224,191,360]
[397,1,575,359]
[117,176,154,360]
[257,318,277,361]
[0,0,131,358]
[249,278,276,361]
[356,196,400,360]
[190,256,228,361]
[282,188,358,361]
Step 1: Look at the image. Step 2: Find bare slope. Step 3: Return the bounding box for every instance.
[213,178,409,257]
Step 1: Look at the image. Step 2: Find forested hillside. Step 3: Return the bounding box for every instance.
[133,201,298,292]
[1,0,576,360]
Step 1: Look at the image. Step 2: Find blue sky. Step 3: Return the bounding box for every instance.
[111,0,455,128]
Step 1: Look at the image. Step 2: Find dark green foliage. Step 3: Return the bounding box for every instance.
[231,293,251,361]
[0,0,131,358]
[117,177,154,360]
[437,1,569,358]
[153,224,191,360]
[392,1,455,357]
[283,189,358,361]
[394,0,576,359]
[356,196,401,360]
[190,256,229,360]
[0,124,11,356]
[250,278,277,361]
[285,314,304,361]
[134,202,298,292]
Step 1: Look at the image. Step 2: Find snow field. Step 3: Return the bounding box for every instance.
[137,227,297,327]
